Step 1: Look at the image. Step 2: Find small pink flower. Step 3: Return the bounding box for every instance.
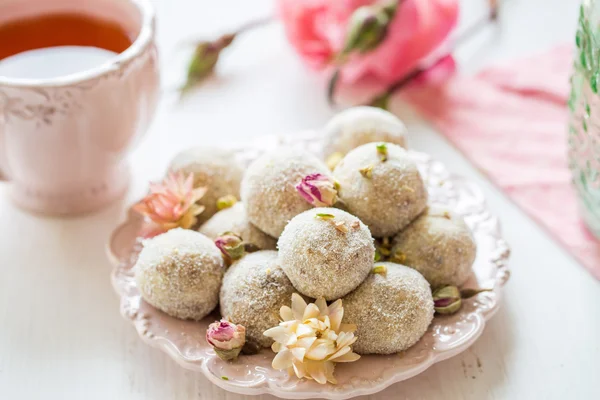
[206,320,246,361]
[296,173,339,207]
[215,232,245,260]
[133,171,206,238]
[278,0,459,85]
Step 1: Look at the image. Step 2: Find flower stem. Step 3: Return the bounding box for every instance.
[367,4,500,108]
[179,16,274,96]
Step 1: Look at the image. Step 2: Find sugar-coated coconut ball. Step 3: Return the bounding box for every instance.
[322,106,407,159]
[334,142,427,237]
[343,262,434,355]
[391,207,476,288]
[134,228,225,320]
[169,147,243,225]
[199,203,277,250]
[220,251,297,348]
[278,207,375,300]
[241,148,332,238]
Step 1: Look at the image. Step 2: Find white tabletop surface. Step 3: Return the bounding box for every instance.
[1,0,599,399]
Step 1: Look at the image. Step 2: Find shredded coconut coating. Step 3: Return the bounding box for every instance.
[241,148,332,238]
[343,262,434,355]
[322,106,408,157]
[169,147,243,225]
[334,142,427,237]
[134,228,225,320]
[278,207,375,300]
[219,251,297,348]
[391,207,476,288]
[199,203,277,250]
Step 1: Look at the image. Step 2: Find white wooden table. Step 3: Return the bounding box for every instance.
[1,0,599,399]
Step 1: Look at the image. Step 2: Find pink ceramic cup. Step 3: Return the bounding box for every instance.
[0,0,159,215]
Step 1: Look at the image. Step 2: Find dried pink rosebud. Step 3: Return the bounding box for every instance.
[432,286,461,315]
[206,320,246,361]
[295,173,339,207]
[215,232,245,260]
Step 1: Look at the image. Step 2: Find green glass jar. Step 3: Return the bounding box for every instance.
[569,0,600,237]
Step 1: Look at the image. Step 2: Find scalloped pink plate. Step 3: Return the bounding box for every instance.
[107,133,510,399]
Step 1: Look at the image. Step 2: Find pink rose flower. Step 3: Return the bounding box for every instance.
[278,0,459,85]
[215,232,245,260]
[206,320,246,361]
[296,173,339,207]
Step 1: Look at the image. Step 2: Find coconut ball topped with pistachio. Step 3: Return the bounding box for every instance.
[322,106,408,169]
[241,148,335,238]
[334,142,427,237]
[134,228,225,320]
[343,262,434,355]
[391,207,476,288]
[219,251,297,348]
[169,146,243,225]
[278,207,375,300]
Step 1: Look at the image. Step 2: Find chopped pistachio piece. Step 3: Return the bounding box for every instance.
[359,164,374,178]
[315,213,335,220]
[376,143,388,161]
[216,194,238,210]
[372,265,387,275]
[374,249,382,262]
[391,249,406,263]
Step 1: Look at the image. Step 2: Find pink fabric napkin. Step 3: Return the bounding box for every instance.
[405,45,600,280]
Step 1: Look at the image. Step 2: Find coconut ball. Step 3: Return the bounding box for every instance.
[169,146,243,225]
[334,142,427,237]
[343,262,434,355]
[278,207,375,300]
[322,106,407,160]
[391,207,476,288]
[199,203,277,250]
[134,228,225,320]
[220,251,297,348]
[241,148,332,238]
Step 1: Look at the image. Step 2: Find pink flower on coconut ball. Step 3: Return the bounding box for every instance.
[296,173,339,207]
[277,0,459,85]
